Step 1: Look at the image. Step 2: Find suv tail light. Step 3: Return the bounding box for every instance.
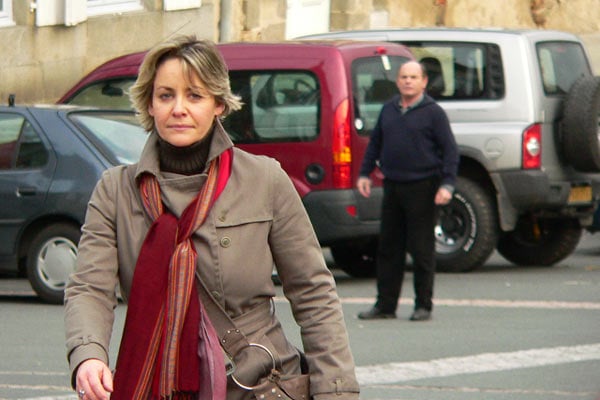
[332,99,352,188]
[522,124,541,169]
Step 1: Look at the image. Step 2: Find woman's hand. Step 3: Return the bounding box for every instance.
[75,359,113,400]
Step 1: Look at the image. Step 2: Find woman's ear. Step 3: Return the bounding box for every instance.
[215,102,225,117]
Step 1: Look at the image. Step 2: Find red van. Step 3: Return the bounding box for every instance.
[59,41,414,277]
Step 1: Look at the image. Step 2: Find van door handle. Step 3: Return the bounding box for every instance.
[17,187,37,197]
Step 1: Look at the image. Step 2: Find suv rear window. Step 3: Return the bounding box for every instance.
[399,41,505,101]
[224,71,320,143]
[536,41,590,95]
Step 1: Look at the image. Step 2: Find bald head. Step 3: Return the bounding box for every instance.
[399,61,427,78]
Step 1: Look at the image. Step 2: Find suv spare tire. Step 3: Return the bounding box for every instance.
[561,75,600,172]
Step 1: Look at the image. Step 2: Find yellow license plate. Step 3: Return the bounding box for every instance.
[568,186,592,204]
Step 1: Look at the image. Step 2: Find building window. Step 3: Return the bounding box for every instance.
[0,0,15,27]
[87,0,142,16]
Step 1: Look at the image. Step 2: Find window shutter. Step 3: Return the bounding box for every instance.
[164,0,202,11]
[35,0,86,26]
[65,0,87,26]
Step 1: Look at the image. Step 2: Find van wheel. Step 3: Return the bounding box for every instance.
[330,239,377,278]
[26,223,80,304]
[496,217,581,266]
[435,177,498,272]
[561,75,600,172]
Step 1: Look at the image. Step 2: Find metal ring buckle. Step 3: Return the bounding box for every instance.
[230,343,277,391]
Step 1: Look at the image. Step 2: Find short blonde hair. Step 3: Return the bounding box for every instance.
[130,35,242,131]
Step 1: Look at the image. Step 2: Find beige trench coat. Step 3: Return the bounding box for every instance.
[64,122,360,400]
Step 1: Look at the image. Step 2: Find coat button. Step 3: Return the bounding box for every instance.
[220,237,232,247]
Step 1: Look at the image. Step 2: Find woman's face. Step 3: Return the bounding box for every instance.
[149,57,224,147]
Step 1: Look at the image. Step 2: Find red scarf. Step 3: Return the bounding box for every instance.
[112,148,232,400]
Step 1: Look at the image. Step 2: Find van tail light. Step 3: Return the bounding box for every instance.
[332,99,352,188]
[522,123,541,169]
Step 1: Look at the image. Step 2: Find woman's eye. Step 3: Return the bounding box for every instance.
[158,93,173,100]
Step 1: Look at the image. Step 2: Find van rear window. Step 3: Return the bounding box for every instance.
[352,55,409,136]
[224,71,320,143]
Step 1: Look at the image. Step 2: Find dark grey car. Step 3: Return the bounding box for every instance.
[0,104,147,303]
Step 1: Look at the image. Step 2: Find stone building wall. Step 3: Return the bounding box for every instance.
[329,0,600,33]
[0,3,219,104]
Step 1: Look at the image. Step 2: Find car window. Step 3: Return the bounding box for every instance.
[223,71,320,143]
[69,112,147,164]
[352,54,410,136]
[0,113,48,169]
[536,41,590,95]
[398,41,505,101]
[66,79,136,109]
[16,120,49,168]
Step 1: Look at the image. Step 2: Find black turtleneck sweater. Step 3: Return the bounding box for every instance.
[157,131,213,176]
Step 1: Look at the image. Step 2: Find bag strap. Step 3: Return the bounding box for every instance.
[195,273,252,357]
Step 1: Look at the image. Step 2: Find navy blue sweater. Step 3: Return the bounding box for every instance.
[359,94,459,188]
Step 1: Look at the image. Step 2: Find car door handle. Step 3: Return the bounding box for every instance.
[16,187,37,197]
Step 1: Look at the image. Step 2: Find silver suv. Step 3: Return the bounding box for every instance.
[302,28,600,272]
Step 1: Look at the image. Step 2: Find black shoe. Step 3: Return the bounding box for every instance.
[409,308,431,321]
[357,307,396,320]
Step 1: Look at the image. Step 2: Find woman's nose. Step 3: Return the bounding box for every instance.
[172,96,187,114]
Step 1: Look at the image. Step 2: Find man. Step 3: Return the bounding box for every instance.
[357,61,459,321]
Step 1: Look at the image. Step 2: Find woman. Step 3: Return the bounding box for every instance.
[64,35,360,400]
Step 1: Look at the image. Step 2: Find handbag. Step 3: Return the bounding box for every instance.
[196,277,311,400]
[251,370,310,400]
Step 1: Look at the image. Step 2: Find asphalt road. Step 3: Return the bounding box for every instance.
[1,233,599,400]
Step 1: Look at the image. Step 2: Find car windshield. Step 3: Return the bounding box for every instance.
[69,111,148,164]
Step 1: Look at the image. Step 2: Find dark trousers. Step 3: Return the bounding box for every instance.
[375,177,438,313]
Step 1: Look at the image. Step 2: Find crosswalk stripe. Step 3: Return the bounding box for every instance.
[356,343,600,385]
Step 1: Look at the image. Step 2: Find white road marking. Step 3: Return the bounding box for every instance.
[278,296,600,310]
[369,383,598,396]
[340,296,600,310]
[6,296,600,399]
[11,344,600,399]
[355,343,600,385]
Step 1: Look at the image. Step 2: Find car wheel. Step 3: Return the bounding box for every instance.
[26,223,81,304]
[496,217,581,266]
[330,238,377,278]
[561,75,600,172]
[435,177,498,272]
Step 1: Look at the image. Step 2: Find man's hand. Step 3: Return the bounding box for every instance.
[357,177,372,198]
[435,187,453,205]
[75,359,113,400]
